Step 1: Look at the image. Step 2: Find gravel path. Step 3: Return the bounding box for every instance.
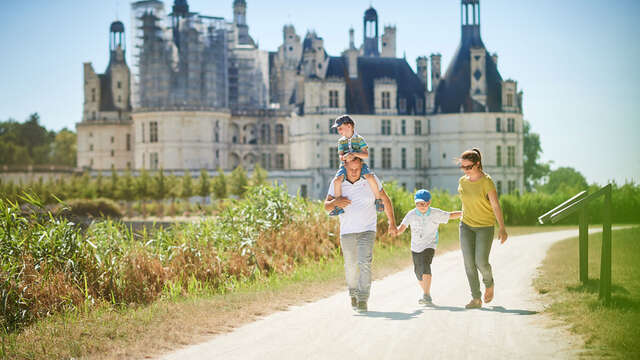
[159,229,594,360]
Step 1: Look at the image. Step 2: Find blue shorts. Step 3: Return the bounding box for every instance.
[336,162,371,178]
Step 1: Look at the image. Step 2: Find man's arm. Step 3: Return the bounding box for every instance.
[324,194,352,212]
[379,188,397,235]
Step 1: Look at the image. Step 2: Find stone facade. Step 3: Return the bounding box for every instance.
[76,0,525,199]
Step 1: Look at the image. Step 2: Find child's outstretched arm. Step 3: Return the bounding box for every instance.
[350,148,369,160]
[449,211,462,220]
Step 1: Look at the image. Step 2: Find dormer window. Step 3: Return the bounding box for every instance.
[117,81,122,89]
[381,91,391,109]
[399,98,407,113]
[506,93,513,107]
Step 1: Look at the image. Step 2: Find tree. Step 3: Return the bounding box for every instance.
[136,169,151,201]
[118,169,136,203]
[211,168,228,200]
[523,120,551,191]
[250,163,268,187]
[109,166,119,199]
[229,165,248,198]
[153,168,167,201]
[181,170,193,200]
[538,167,588,194]
[197,169,211,204]
[52,129,77,167]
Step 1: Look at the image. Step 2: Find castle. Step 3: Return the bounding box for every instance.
[76,0,524,199]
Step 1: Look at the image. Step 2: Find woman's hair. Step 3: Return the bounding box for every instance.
[459,148,483,170]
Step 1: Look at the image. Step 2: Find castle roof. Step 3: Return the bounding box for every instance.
[326,56,425,115]
[434,26,503,113]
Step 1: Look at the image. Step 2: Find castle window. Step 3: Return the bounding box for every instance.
[110,136,114,144]
[401,119,406,135]
[415,120,422,135]
[261,124,271,144]
[141,123,145,144]
[92,111,96,120]
[496,180,503,195]
[381,91,391,109]
[416,99,424,114]
[91,88,96,102]
[415,148,422,169]
[275,124,284,144]
[370,148,375,169]
[275,153,285,169]
[149,121,158,143]
[117,81,122,89]
[427,119,431,134]
[329,90,339,108]
[507,146,515,167]
[90,158,93,167]
[507,93,513,107]
[111,150,115,157]
[261,153,271,169]
[381,119,391,135]
[117,95,121,103]
[496,145,502,167]
[126,134,131,151]
[401,148,407,169]
[508,180,516,194]
[150,152,159,170]
[89,144,93,151]
[507,118,515,132]
[399,98,407,113]
[381,148,392,169]
[329,147,339,168]
[127,161,131,169]
[496,118,502,132]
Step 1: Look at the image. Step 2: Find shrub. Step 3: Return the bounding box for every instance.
[57,198,123,219]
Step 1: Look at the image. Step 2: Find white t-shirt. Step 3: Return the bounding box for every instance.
[327,175,383,236]
[400,207,450,252]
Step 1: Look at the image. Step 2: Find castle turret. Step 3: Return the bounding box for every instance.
[170,0,189,48]
[363,7,379,57]
[416,56,428,85]
[430,53,441,91]
[381,25,396,58]
[234,0,251,45]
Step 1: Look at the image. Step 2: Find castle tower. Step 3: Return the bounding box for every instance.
[381,25,396,58]
[430,53,441,91]
[234,0,251,45]
[171,0,189,48]
[107,21,130,112]
[363,6,379,57]
[416,56,428,85]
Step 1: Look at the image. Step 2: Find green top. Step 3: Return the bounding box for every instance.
[458,174,497,227]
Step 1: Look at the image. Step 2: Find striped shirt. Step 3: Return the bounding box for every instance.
[337,132,368,155]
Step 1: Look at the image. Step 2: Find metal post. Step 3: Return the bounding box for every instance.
[579,209,588,284]
[599,184,612,304]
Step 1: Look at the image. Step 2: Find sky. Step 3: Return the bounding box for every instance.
[1,0,639,186]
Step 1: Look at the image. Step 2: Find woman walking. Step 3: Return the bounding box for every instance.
[457,148,508,309]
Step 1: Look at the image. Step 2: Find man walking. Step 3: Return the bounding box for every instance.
[324,157,397,312]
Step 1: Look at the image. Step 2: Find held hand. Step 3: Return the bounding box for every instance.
[334,196,351,208]
[388,227,397,237]
[498,227,508,244]
[344,153,354,161]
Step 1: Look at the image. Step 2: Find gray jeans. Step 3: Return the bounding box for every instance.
[340,231,375,302]
[459,222,495,299]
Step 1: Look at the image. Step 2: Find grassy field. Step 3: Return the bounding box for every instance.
[534,227,640,358]
[0,223,575,360]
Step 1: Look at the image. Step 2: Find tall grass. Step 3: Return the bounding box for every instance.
[0,184,409,334]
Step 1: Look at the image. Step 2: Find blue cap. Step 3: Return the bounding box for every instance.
[331,115,355,128]
[414,189,431,203]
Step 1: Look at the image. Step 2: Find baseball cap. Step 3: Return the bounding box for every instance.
[414,189,431,203]
[331,115,355,128]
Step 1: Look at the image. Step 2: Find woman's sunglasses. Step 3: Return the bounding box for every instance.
[459,163,475,170]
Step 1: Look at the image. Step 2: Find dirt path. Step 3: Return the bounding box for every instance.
[158,229,594,359]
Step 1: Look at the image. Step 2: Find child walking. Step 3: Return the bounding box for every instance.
[328,115,384,216]
[394,189,462,305]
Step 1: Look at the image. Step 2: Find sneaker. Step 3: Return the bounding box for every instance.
[375,199,384,212]
[419,293,433,305]
[465,298,482,309]
[329,206,345,216]
[356,301,368,313]
[351,296,357,309]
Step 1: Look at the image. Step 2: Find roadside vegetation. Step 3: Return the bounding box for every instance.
[534,227,640,358]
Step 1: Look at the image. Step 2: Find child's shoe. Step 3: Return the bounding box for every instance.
[375,199,384,212]
[419,293,433,305]
[329,206,345,216]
